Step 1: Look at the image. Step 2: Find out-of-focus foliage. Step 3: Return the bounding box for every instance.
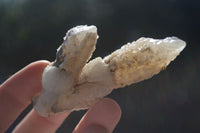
[1,0,200,133]
[1,0,199,75]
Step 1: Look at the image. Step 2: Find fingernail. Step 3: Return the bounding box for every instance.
[84,125,108,133]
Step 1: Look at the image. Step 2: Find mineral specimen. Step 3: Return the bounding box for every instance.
[33,25,186,116]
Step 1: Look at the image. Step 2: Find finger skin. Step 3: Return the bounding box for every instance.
[0,61,49,132]
[73,98,121,133]
[13,110,70,133]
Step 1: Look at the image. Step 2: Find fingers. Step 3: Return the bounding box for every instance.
[13,110,70,133]
[0,61,49,132]
[0,60,121,133]
[13,98,120,133]
[73,98,121,133]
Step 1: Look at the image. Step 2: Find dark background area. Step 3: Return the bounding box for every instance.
[0,0,200,132]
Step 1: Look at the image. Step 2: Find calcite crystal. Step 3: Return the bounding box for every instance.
[33,25,186,116]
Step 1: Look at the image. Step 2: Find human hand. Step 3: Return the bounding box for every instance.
[0,61,121,133]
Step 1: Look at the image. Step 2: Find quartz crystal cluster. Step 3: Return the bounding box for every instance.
[33,25,186,116]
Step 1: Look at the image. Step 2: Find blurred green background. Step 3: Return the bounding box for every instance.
[1,0,200,132]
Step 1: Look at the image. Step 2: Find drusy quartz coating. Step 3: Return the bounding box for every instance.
[33,25,186,116]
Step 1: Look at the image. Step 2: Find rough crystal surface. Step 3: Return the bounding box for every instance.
[104,37,186,87]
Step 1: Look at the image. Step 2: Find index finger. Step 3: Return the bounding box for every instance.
[0,60,49,132]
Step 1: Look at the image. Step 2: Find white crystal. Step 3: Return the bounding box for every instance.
[33,25,186,116]
[103,37,186,87]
